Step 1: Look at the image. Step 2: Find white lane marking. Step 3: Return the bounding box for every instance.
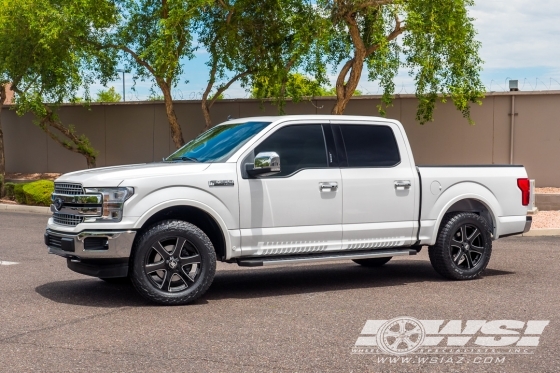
[0,261,19,265]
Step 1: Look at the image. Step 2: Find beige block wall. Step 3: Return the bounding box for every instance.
[1,92,559,186]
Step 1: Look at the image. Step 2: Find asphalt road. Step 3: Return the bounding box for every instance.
[0,211,559,373]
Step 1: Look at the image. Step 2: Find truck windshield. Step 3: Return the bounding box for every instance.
[165,121,271,163]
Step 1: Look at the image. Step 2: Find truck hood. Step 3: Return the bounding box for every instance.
[55,162,211,187]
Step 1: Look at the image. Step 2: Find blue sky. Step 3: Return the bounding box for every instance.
[96,0,560,100]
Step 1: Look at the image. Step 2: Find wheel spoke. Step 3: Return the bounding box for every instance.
[180,254,201,266]
[464,252,474,268]
[398,320,407,333]
[152,241,170,260]
[172,237,186,257]
[402,337,416,349]
[467,228,480,244]
[160,270,173,292]
[470,245,485,255]
[145,261,166,275]
[453,250,463,263]
[178,268,195,286]
[389,337,403,349]
[405,326,421,336]
[384,330,401,338]
[451,238,463,248]
[460,225,467,241]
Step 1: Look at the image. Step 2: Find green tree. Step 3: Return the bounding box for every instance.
[96,87,122,102]
[251,73,363,98]
[252,73,325,99]
[320,0,484,122]
[95,0,209,148]
[197,0,326,129]
[0,0,118,170]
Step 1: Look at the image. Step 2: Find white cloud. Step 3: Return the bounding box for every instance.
[469,0,560,69]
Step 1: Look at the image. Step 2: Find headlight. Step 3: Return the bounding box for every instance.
[84,187,134,222]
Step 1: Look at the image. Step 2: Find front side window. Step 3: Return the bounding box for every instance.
[255,124,327,176]
[166,121,271,163]
[340,125,400,167]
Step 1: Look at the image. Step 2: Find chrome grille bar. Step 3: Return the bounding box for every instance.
[53,213,85,226]
[54,183,84,195]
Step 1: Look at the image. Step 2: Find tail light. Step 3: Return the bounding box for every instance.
[517,178,530,206]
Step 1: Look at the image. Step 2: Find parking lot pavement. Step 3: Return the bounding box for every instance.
[0,211,559,373]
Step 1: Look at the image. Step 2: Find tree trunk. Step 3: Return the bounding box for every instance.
[202,101,212,131]
[158,80,185,149]
[86,155,96,169]
[0,85,6,197]
[331,57,364,115]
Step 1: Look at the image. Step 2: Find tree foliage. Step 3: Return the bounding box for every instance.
[320,0,484,122]
[252,73,362,98]
[197,0,327,128]
[0,0,118,169]
[96,87,122,102]
[98,0,209,148]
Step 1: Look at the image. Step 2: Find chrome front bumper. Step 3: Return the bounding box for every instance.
[45,229,137,259]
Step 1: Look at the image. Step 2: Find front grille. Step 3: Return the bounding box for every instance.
[53,213,84,226]
[54,183,84,195]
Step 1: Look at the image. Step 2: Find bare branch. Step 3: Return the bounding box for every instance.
[209,69,252,108]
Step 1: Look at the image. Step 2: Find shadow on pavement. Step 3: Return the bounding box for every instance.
[35,278,148,308]
[206,260,515,301]
[35,260,515,306]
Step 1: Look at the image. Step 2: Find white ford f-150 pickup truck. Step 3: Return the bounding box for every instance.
[45,115,532,304]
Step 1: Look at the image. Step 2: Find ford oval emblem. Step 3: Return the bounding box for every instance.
[53,198,64,211]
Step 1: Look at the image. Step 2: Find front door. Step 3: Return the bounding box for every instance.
[238,123,342,256]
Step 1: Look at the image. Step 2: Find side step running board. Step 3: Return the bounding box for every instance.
[237,249,417,267]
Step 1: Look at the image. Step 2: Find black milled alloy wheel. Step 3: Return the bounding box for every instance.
[130,220,216,305]
[352,257,392,267]
[429,212,492,280]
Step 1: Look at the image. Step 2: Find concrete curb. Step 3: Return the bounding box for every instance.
[522,228,560,237]
[0,203,50,215]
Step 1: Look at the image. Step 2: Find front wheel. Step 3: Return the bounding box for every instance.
[428,212,492,280]
[130,220,216,305]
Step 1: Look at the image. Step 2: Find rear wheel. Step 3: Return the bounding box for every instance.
[352,257,392,267]
[130,220,216,305]
[429,212,492,280]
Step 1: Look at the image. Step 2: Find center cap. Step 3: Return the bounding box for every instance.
[168,257,179,269]
[463,243,470,250]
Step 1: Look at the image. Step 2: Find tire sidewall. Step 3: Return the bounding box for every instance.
[130,220,216,303]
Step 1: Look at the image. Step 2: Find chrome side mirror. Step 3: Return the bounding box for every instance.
[247,152,281,178]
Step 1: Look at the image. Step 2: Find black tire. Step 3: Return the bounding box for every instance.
[428,212,492,280]
[130,220,216,305]
[352,257,392,267]
[100,277,129,284]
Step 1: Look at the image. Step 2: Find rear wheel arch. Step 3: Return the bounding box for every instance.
[444,198,496,235]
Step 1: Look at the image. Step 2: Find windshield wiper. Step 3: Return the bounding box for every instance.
[170,156,199,162]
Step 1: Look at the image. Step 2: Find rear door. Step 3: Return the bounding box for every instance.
[332,121,416,249]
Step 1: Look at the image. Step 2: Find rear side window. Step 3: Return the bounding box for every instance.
[255,124,327,176]
[340,125,400,167]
